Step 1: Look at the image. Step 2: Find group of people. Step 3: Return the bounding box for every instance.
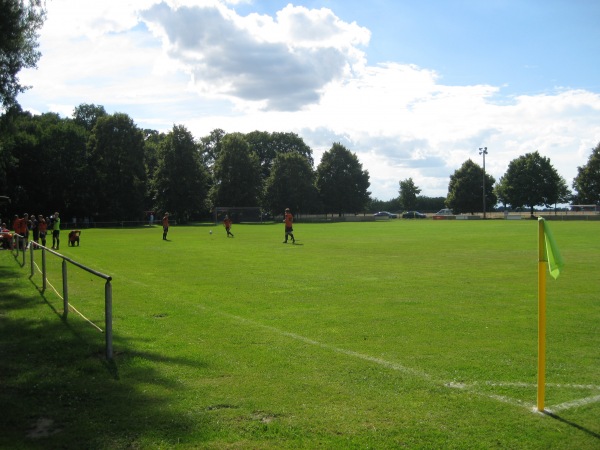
[2,211,62,250]
[159,208,296,243]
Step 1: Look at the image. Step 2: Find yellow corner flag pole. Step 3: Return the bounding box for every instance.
[537,219,547,412]
[537,218,564,412]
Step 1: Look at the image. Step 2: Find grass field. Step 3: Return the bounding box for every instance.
[1,220,599,449]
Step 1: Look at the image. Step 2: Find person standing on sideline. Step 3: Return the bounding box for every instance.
[162,212,169,240]
[223,215,234,237]
[283,208,295,244]
[51,212,61,249]
[31,214,39,246]
[38,215,47,247]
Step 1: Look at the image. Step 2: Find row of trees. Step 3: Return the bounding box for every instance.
[0,104,372,222]
[393,143,600,216]
[2,102,600,222]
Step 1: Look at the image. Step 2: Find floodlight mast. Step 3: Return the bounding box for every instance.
[479,147,488,219]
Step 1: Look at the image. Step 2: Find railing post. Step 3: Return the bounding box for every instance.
[29,244,34,277]
[41,247,47,292]
[105,280,113,359]
[62,259,68,319]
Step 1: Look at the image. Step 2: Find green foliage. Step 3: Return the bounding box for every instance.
[263,152,319,214]
[500,151,566,215]
[398,177,421,210]
[152,125,209,222]
[447,159,496,214]
[87,113,147,220]
[210,133,262,207]
[246,131,314,181]
[1,221,599,448]
[199,128,225,171]
[572,142,600,204]
[0,0,46,107]
[72,103,107,132]
[316,142,371,215]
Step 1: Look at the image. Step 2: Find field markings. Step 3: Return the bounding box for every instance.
[197,304,600,413]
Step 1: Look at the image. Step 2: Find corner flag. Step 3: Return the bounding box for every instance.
[540,218,564,279]
[537,217,564,411]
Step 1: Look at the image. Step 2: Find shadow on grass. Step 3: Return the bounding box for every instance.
[543,411,600,441]
[0,262,213,449]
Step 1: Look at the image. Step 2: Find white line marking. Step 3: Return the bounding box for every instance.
[198,304,600,413]
[549,395,600,412]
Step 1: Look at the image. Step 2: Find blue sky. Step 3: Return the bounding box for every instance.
[16,0,600,200]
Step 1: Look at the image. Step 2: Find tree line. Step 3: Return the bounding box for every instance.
[393,142,600,217]
[2,102,599,223]
[0,104,372,222]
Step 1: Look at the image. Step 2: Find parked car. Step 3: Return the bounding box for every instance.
[373,211,398,219]
[402,211,427,219]
[435,208,454,215]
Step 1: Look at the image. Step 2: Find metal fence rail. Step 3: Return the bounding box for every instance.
[10,233,114,359]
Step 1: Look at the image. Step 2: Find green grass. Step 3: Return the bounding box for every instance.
[1,220,599,449]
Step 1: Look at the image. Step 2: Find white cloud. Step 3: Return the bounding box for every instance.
[16,1,600,200]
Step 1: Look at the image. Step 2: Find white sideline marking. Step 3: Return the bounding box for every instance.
[197,305,598,413]
[549,395,600,412]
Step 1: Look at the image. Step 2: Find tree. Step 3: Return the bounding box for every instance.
[0,0,46,107]
[500,151,566,216]
[209,133,261,207]
[263,152,320,214]
[572,142,600,205]
[152,125,209,223]
[199,128,225,172]
[87,113,146,220]
[72,103,107,132]
[245,131,314,181]
[316,143,370,216]
[446,159,496,214]
[0,109,88,217]
[398,178,421,211]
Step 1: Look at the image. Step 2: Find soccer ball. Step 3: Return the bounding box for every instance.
[209,230,212,234]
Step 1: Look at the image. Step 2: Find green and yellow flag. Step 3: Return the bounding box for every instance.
[539,218,564,279]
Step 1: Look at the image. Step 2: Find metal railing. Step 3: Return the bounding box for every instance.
[10,233,114,359]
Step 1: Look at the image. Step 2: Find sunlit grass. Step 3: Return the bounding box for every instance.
[1,219,599,448]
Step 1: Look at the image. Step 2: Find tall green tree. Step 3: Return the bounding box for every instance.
[199,128,225,172]
[152,125,208,223]
[446,159,496,214]
[0,0,46,107]
[316,143,370,216]
[72,103,107,132]
[245,131,314,181]
[500,151,566,216]
[572,142,600,205]
[87,113,146,220]
[0,110,88,217]
[398,178,421,211]
[263,152,319,214]
[209,133,261,207]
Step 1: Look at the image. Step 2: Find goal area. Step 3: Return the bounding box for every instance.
[214,206,265,224]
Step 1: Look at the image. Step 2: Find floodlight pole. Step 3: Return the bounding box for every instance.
[479,147,488,219]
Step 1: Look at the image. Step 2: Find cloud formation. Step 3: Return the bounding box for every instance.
[140,2,369,111]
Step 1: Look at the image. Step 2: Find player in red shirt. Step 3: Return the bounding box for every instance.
[223,215,234,237]
[162,212,169,240]
[283,208,295,244]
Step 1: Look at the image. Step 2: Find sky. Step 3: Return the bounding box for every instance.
[16,0,600,200]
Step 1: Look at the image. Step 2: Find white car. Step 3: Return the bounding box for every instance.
[435,209,454,215]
